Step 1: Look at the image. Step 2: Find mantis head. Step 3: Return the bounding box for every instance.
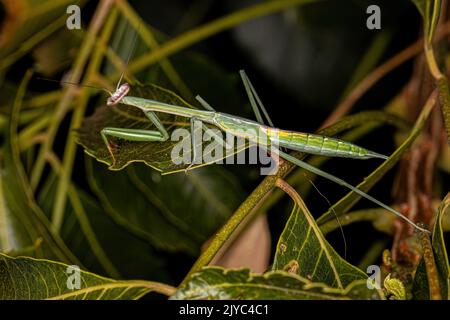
[107,83,130,106]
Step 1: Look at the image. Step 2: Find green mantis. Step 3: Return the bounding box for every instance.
[98,70,428,233]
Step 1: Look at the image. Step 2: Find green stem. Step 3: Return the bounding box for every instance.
[47,153,121,279]
[18,114,52,151]
[423,29,450,145]
[319,208,390,235]
[23,91,62,109]
[0,16,66,72]
[10,70,81,265]
[30,0,115,191]
[180,109,405,286]
[28,0,85,19]
[424,41,443,80]
[357,240,388,271]
[180,160,293,287]
[260,111,407,213]
[6,238,43,257]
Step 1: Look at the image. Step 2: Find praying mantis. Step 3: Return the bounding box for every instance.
[95,69,428,233]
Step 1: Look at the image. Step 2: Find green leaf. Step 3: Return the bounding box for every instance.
[317,92,436,225]
[272,196,367,289]
[171,267,383,300]
[85,158,243,255]
[0,70,77,264]
[0,253,174,300]
[76,83,247,173]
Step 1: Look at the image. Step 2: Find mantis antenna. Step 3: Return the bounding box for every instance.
[116,24,140,90]
[38,24,141,106]
[36,77,113,95]
[107,24,140,106]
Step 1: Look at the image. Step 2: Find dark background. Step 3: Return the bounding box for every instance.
[2,0,436,287]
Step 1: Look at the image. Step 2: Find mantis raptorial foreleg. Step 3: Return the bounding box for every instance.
[101,110,169,164]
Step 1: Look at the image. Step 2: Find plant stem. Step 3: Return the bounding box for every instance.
[180,109,410,286]
[18,114,52,151]
[423,22,450,145]
[0,16,66,72]
[180,157,293,287]
[30,0,115,191]
[424,41,443,80]
[419,229,442,300]
[46,152,121,279]
[319,208,390,235]
[50,1,116,232]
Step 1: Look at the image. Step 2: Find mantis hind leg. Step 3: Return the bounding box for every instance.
[277,149,428,233]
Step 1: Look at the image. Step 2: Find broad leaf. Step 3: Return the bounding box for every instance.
[171,267,383,300]
[77,83,247,173]
[0,254,174,300]
[272,196,366,288]
[86,158,243,255]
